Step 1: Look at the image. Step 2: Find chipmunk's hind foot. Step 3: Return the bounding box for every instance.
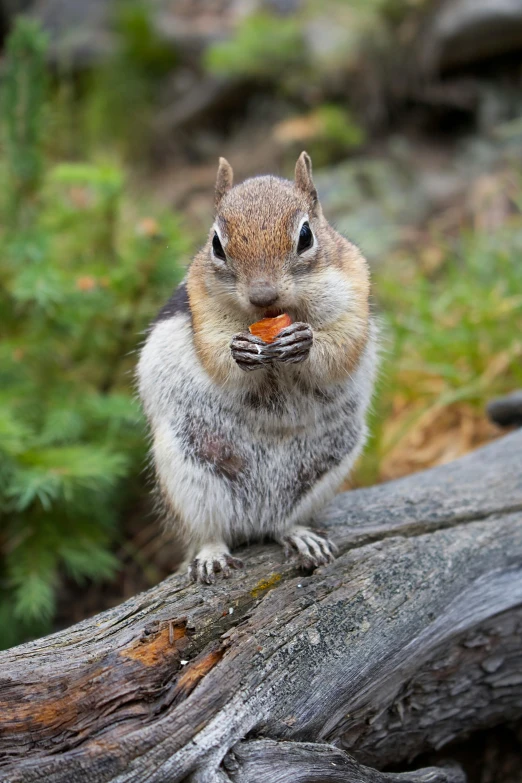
[280,526,337,570]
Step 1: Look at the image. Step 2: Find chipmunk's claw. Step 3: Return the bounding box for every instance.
[265,322,313,364]
[280,526,337,570]
[230,332,272,372]
[189,551,244,584]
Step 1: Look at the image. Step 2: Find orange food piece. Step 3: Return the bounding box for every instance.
[249,313,292,343]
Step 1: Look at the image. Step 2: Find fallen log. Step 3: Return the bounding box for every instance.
[1,431,522,783]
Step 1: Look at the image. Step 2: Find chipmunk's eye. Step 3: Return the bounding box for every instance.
[212,232,226,261]
[297,221,313,254]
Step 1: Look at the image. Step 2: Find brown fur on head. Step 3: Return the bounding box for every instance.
[188,152,370,384]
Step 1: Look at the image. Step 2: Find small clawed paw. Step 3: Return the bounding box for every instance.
[281,528,337,570]
[231,332,271,372]
[265,322,313,364]
[189,553,244,585]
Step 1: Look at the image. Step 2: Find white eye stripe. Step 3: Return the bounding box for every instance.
[296,215,315,254]
[210,223,228,265]
[212,223,228,248]
[297,215,310,235]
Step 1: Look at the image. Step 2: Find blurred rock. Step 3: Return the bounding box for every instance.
[421,0,522,73]
[313,133,521,262]
[25,0,114,67]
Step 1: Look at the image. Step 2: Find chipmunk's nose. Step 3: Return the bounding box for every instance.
[249,281,279,308]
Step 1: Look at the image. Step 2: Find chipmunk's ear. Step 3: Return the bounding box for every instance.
[295,151,320,214]
[215,157,234,209]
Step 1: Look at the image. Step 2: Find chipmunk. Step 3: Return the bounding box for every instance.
[138,152,377,584]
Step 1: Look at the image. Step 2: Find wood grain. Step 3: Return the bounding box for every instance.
[1,431,521,783]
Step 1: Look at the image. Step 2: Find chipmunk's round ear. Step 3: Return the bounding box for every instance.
[215,157,234,209]
[295,151,320,214]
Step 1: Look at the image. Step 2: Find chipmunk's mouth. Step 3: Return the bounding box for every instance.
[263,307,284,318]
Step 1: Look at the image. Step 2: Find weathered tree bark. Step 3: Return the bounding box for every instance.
[1,431,522,783]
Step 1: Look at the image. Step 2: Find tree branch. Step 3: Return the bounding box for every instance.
[225,740,466,783]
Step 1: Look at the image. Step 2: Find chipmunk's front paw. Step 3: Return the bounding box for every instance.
[231,332,272,372]
[265,322,313,364]
[279,526,337,570]
[188,547,244,585]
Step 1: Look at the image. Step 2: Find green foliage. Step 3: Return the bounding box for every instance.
[303,105,365,165]
[381,227,522,403]
[42,1,177,162]
[116,1,176,76]
[80,1,177,159]
[205,13,306,81]
[0,19,188,649]
[355,221,522,485]
[2,18,48,227]
[316,105,364,148]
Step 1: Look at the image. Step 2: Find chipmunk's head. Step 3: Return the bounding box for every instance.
[188,152,369,339]
[192,152,360,324]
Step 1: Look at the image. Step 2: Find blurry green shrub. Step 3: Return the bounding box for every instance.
[274,105,365,167]
[356,222,522,485]
[205,12,306,81]
[316,105,365,149]
[116,1,176,76]
[0,18,187,649]
[52,1,177,161]
[2,18,48,228]
[307,104,365,165]
[87,1,176,155]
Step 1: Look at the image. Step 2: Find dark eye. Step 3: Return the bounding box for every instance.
[297,221,313,254]
[212,232,226,261]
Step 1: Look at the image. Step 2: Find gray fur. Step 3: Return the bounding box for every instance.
[138,307,377,580]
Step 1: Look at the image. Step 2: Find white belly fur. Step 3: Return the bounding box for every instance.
[138,314,376,550]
